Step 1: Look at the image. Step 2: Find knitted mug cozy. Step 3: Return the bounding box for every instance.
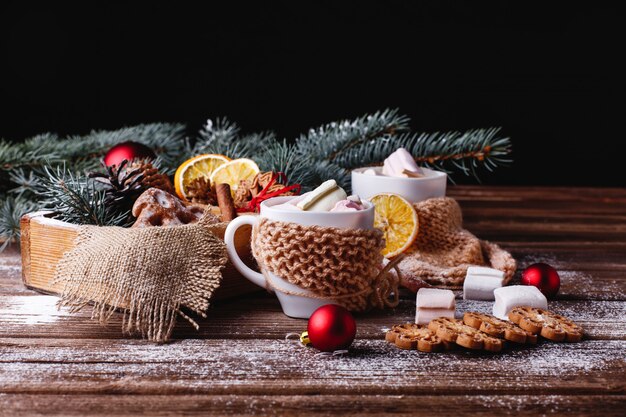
[251,217,400,312]
[397,197,517,290]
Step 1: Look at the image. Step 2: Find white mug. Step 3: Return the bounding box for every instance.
[224,196,375,319]
[351,167,447,203]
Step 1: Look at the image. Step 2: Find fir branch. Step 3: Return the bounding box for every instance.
[403,127,512,179]
[1,123,186,173]
[39,165,131,227]
[64,122,187,171]
[407,128,512,177]
[192,118,276,159]
[0,133,63,170]
[295,108,410,164]
[8,168,47,198]
[332,127,512,187]
[255,140,316,189]
[0,196,37,251]
[198,117,240,144]
[192,118,240,155]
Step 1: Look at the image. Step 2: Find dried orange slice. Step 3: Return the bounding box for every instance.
[174,154,230,200]
[209,158,260,195]
[370,193,419,258]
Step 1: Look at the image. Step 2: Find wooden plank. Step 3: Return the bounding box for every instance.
[0,393,624,416]
[0,338,624,396]
[447,185,626,200]
[0,294,623,340]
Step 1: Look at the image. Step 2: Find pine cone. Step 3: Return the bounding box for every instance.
[89,160,145,212]
[130,161,175,195]
[185,177,217,205]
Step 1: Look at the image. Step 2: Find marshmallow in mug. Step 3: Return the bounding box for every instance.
[352,148,446,203]
[361,148,426,178]
[274,179,365,213]
[383,148,425,178]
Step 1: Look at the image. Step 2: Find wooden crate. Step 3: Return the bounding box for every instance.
[20,211,259,302]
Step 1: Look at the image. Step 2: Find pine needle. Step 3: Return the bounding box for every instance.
[0,196,37,251]
[39,165,131,227]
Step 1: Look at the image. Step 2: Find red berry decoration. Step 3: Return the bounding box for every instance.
[103,141,156,167]
[307,304,356,352]
[521,262,561,298]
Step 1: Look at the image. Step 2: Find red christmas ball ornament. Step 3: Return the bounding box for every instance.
[103,141,156,167]
[521,263,561,298]
[307,304,356,352]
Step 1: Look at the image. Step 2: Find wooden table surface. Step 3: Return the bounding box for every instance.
[1,186,625,416]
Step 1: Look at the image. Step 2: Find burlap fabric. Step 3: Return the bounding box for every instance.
[398,197,516,290]
[251,218,400,312]
[54,214,227,343]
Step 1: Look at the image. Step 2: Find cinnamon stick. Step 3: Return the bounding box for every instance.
[216,183,238,222]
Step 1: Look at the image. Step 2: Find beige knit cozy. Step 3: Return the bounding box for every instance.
[398,197,516,290]
[251,218,400,312]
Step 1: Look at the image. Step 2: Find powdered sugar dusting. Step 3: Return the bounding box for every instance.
[559,270,625,300]
[0,338,623,394]
[0,263,20,273]
[0,296,68,325]
[517,253,560,269]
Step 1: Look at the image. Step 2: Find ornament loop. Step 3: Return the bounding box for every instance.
[299,331,311,346]
[285,331,311,347]
[314,349,349,358]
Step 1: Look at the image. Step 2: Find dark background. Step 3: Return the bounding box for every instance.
[1,2,623,186]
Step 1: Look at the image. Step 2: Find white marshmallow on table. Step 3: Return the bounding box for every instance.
[417,288,455,309]
[463,266,505,301]
[492,285,548,320]
[382,148,424,178]
[415,288,456,325]
[416,307,455,324]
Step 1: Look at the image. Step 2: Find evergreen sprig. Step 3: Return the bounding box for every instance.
[287,108,410,187]
[192,118,276,160]
[39,165,131,227]
[256,140,315,187]
[0,123,187,174]
[0,196,37,251]
[295,108,410,163]
[333,127,512,182]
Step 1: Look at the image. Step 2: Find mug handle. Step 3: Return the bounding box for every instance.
[224,215,269,290]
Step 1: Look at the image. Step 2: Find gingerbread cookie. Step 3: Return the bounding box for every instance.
[463,312,537,344]
[385,323,444,353]
[428,317,503,352]
[132,188,212,228]
[508,307,583,342]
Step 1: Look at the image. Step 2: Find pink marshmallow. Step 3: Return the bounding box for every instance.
[329,199,364,212]
[382,148,424,177]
